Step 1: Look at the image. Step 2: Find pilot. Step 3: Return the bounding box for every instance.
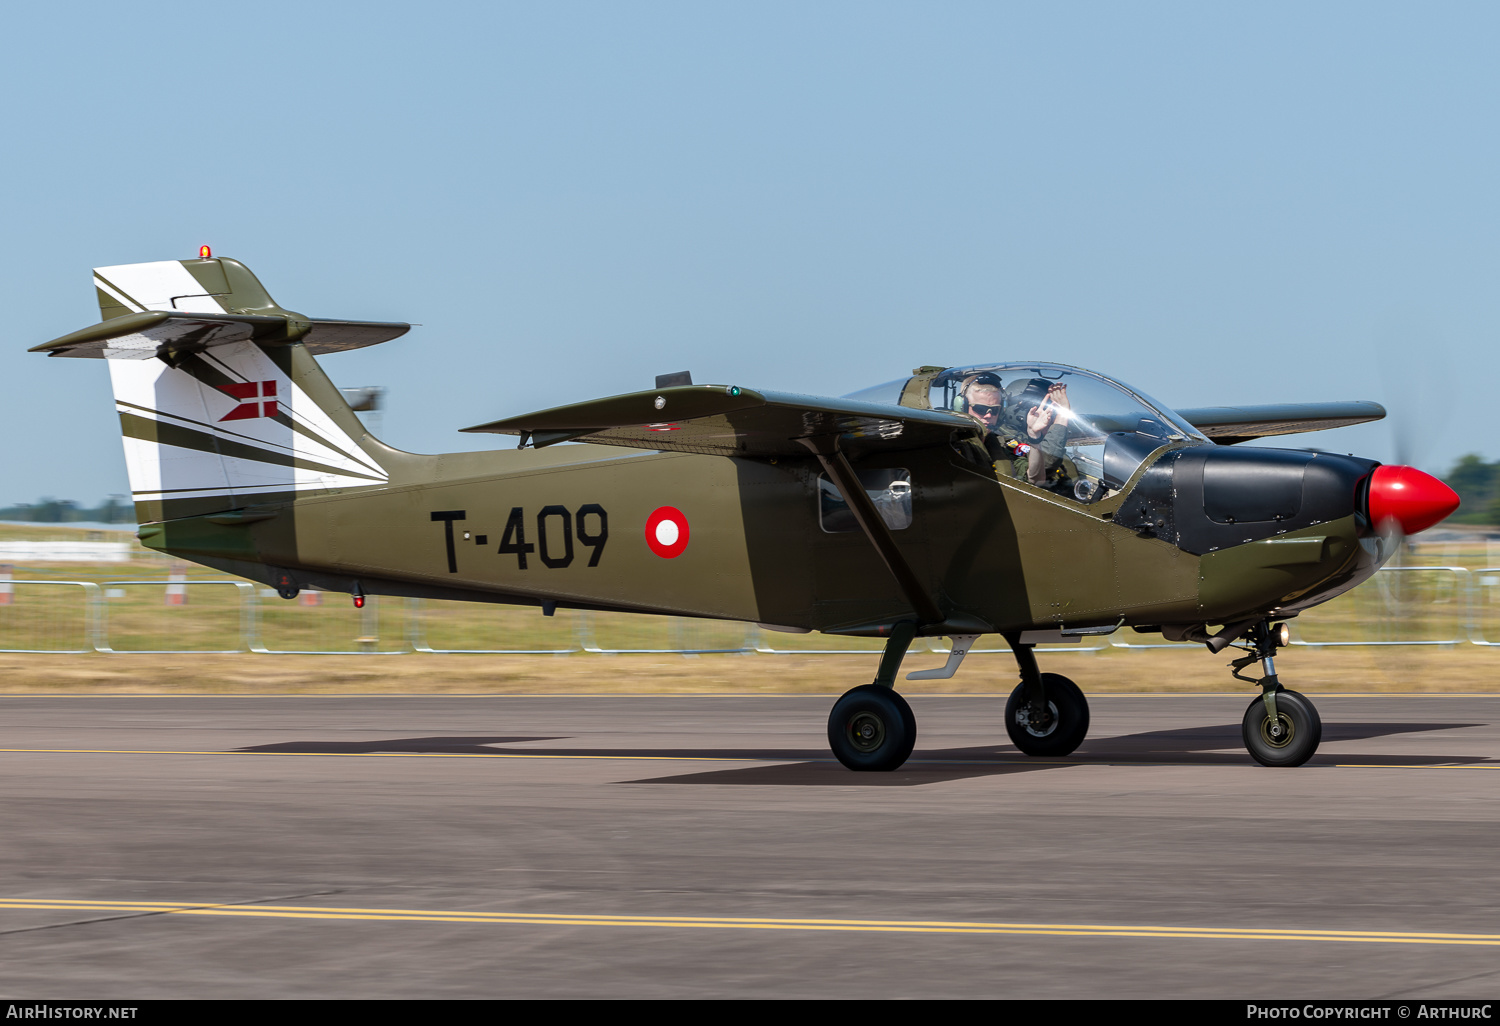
[957,373,1013,472]
[1002,378,1072,488]
[958,373,1006,434]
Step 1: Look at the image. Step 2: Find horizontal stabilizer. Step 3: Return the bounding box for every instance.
[298,319,412,354]
[1176,401,1386,446]
[31,311,409,360]
[33,310,285,359]
[463,385,977,457]
[32,256,409,359]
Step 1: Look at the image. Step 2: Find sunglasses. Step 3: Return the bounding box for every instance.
[970,403,1002,416]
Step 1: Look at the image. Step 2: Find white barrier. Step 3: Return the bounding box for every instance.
[2,563,1499,655]
[0,581,101,653]
[0,542,132,563]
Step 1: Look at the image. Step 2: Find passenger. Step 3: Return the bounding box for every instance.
[1002,379,1072,487]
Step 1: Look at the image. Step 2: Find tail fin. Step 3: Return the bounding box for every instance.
[34,257,410,524]
[93,255,287,320]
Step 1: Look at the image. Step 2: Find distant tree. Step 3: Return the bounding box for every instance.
[1443,454,1500,525]
[29,498,79,522]
[91,495,133,524]
[0,496,133,524]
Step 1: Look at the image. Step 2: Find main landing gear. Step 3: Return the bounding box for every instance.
[1001,633,1090,757]
[826,625,1094,771]
[828,623,919,771]
[827,685,917,771]
[1230,620,1322,767]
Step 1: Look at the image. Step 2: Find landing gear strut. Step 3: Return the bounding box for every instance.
[1231,620,1322,767]
[1002,634,1090,757]
[827,622,918,771]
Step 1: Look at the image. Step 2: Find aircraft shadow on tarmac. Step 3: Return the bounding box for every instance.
[233,721,1491,787]
[633,721,1490,786]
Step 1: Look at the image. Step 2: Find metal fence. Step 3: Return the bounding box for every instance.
[0,564,1491,655]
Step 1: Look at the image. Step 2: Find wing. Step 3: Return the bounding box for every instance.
[462,385,979,457]
[1175,401,1386,446]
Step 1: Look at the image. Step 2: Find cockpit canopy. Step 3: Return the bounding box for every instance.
[846,363,1208,502]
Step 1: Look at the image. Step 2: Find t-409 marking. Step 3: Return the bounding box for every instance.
[433,505,609,572]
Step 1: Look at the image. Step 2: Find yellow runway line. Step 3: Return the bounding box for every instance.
[3,899,1499,946]
[1337,763,1500,770]
[0,748,747,762]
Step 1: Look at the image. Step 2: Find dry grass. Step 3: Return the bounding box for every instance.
[0,644,1494,696]
[2,523,1497,696]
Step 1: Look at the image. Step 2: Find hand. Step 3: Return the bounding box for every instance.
[1026,403,1056,436]
[1045,384,1071,423]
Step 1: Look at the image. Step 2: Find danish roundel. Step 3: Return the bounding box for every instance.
[645,506,690,559]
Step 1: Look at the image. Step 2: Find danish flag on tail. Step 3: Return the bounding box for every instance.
[218,380,279,421]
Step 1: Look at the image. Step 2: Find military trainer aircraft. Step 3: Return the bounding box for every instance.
[32,254,1461,769]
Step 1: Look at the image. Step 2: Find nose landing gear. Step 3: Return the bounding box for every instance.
[1231,620,1322,767]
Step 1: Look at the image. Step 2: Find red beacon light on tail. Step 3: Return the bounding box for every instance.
[199,245,211,259]
[1367,465,1460,536]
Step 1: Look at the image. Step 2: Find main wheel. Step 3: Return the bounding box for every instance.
[827,684,917,771]
[1004,673,1090,757]
[1242,689,1321,767]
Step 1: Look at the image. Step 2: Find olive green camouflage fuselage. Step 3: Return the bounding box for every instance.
[137,345,1378,638]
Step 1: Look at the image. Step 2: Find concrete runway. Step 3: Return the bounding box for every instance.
[0,692,1497,999]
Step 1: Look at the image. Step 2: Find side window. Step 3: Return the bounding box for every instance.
[818,469,912,533]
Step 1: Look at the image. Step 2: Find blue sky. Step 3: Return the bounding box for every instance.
[3,1,1497,503]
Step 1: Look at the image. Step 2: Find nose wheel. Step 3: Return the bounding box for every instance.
[1241,689,1321,767]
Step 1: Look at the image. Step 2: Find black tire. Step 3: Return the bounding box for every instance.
[1004,673,1090,757]
[1242,689,1321,767]
[827,684,917,771]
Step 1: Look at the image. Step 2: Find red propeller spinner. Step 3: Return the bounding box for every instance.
[1367,465,1461,536]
